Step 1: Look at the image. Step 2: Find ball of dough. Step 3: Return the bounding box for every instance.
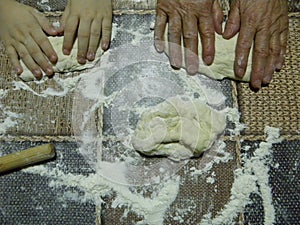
[19,36,103,82]
[131,96,226,160]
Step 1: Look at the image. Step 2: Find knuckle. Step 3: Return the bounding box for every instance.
[270,45,280,56]
[254,47,269,58]
[246,14,258,28]
[238,38,252,49]
[183,31,198,40]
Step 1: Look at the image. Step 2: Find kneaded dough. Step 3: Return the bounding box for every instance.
[163,24,252,82]
[19,36,103,81]
[131,96,226,161]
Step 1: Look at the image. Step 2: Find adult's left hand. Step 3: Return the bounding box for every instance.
[223,0,288,89]
[154,0,223,75]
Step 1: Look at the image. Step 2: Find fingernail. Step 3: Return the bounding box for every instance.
[188,65,198,75]
[253,80,261,89]
[236,67,245,77]
[275,62,283,71]
[204,56,213,65]
[102,43,109,51]
[63,49,70,55]
[50,54,57,63]
[87,52,95,61]
[14,67,22,75]
[34,69,42,80]
[77,56,86,64]
[263,76,272,84]
[46,67,53,75]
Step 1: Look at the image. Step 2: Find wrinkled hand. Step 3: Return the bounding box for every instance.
[0,0,59,79]
[58,0,112,64]
[223,0,288,89]
[154,0,223,74]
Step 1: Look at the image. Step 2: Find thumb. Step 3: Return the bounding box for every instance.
[223,0,240,39]
[57,2,71,34]
[213,0,224,35]
[32,9,58,36]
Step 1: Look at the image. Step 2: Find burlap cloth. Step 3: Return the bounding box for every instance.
[0,1,299,225]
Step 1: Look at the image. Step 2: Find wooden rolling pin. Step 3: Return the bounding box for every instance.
[0,143,56,174]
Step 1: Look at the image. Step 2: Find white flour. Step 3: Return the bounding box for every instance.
[200,126,281,225]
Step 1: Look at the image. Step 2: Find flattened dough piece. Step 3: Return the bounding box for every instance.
[132,96,226,161]
[19,36,103,81]
[163,24,252,82]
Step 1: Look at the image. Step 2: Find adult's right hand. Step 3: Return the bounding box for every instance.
[0,0,58,79]
[223,0,289,89]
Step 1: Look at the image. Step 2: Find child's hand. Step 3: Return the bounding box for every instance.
[0,0,59,79]
[58,0,112,64]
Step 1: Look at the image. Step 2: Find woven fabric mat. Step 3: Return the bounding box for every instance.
[237,13,300,139]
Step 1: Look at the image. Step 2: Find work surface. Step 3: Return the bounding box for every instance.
[0,3,300,225]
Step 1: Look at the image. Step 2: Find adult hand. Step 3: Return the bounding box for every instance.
[223,0,288,89]
[58,0,112,64]
[0,0,59,79]
[154,0,223,75]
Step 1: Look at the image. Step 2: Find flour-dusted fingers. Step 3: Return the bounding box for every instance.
[182,13,199,74]
[168,14,182,69]
[234,18,256,79]
[77,18,92,64]
[198,15,215,66]
[101,15,112,51]
[154,8,168,53]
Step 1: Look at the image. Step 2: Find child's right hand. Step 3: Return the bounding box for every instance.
[0,0,59,79]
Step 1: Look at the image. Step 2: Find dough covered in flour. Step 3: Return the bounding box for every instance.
[131,96,226,161]
[19,36,103,81]
[163,24,252,82]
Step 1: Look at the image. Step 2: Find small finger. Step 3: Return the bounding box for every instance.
[198,15,215,65]
[223,0,240,39]
[182,13,198,74]
[154,8,168,52]
[168,14,182,69]
[277,17,289,71]
[87,18,102,61]
[263,33,280,84]
[250,29,270,89]
[63,15,79,55]
[77,18,92,64]
[101,16,112,51]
